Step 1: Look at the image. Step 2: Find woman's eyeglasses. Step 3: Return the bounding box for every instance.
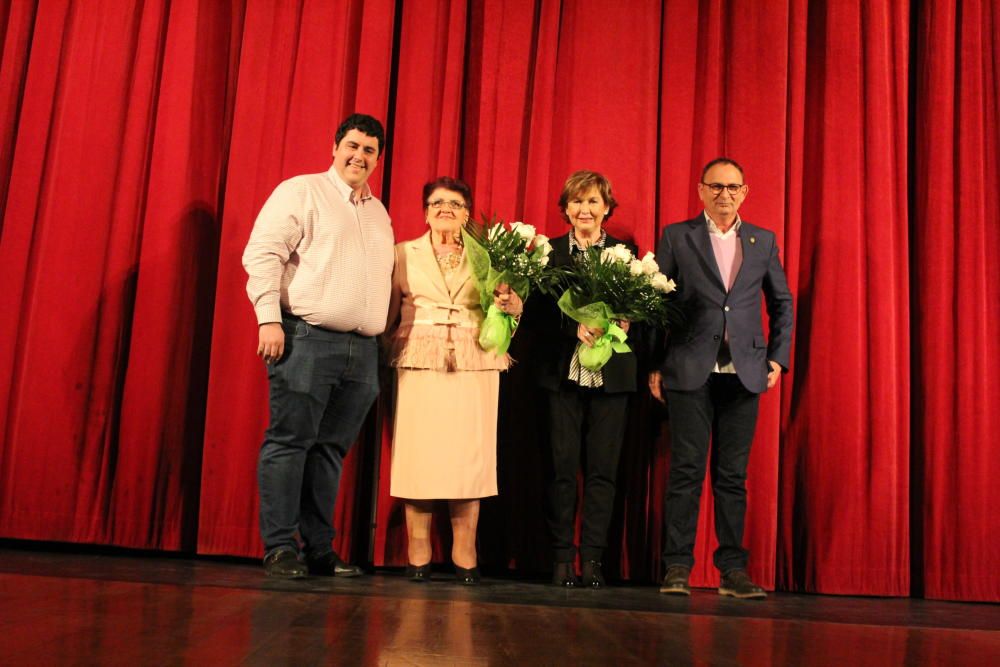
[428,199,468,210]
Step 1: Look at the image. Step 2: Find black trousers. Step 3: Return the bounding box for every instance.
[547,387,629,562]
[662,373,759,573]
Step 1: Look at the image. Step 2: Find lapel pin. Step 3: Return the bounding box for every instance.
[750,236,756,244]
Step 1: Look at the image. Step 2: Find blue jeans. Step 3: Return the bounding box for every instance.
[258,316,379,557]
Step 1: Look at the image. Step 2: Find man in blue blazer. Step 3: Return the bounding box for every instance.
[650,158,793,599]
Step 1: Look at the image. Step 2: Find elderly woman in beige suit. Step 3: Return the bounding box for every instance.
[385,176,521,585]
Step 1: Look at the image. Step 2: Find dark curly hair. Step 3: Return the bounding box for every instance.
[334,114,386,155]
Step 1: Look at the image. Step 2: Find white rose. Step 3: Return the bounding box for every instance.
[629,259,644,276]
[611,244,633,263]
[488,224,503,240]
[600,247,617,263]
[509,221,536,242]
[650,273,676,293]
[539,255,550,266]
[641,251,659,275]
[532,237,553,257]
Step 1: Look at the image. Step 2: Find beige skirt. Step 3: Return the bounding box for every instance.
[390,369,499,499]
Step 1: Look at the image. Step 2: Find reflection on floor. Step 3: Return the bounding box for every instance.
[1,547,997,666]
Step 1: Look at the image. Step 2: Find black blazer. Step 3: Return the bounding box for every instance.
[654,215,793,393]
[525,232,638,394]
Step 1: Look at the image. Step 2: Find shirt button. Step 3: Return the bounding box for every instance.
[724,306,730,312]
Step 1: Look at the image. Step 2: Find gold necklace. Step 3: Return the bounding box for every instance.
[435,249,462,274]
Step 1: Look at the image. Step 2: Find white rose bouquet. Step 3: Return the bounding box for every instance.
[462,216,557,355]
[557,244,681,371]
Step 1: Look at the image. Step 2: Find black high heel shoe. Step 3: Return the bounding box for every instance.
[581,560,605,589]
[454,565,481,585]
[405,563,432,582]
[552,561,579,587]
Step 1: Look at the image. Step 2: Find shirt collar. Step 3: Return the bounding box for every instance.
[569,228,608,254]
[327,164,372,204]
[704,211,741,238]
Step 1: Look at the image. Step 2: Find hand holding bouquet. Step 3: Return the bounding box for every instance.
[557,244,680,371]
[462,217,556,355]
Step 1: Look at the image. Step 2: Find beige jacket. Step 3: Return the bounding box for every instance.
[386,232,510,371]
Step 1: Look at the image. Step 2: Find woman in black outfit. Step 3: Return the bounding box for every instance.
[529,170,637,588]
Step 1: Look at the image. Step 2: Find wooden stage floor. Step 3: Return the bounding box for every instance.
[1,546,997,666]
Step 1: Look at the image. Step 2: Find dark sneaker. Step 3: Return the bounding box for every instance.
[659,564,692,595]
[263,548,307,579]
[719,569,767,599]
[307,550,363,577]
[581,560,606,589]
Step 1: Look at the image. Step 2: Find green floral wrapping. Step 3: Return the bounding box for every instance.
[556,290,631,371]
[462,228,530,355]
[479,304,517,355]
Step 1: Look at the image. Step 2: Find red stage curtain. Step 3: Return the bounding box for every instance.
[914,0,1000,602]
[776,0,912,596]
[0,0,996,601]
[0,0,37,218]
[0,0,243,550]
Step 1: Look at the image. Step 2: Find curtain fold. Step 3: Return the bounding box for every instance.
[777,0,911,596]
[0,0,994,601]
[0,0,177,544]
[0,0,38,222]
[914,0,1000,602]
[105,0,245,551]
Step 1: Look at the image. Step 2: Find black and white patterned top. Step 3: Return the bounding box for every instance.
[567,230,608,388]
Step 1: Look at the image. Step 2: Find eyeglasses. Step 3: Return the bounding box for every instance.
[701,182,745,195]
[428,199,468,210]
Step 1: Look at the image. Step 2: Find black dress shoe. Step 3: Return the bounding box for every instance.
[454,565,481,585]
[263,549,307,579]
[581,560,606,588]
[405,562,432,582]
[659,564,691,595]
[306,550,363,577]
[552,561,579,587]
[719,569,767,599]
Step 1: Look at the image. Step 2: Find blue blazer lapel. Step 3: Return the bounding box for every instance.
[730,221,760,294]
[683,218,726,291]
